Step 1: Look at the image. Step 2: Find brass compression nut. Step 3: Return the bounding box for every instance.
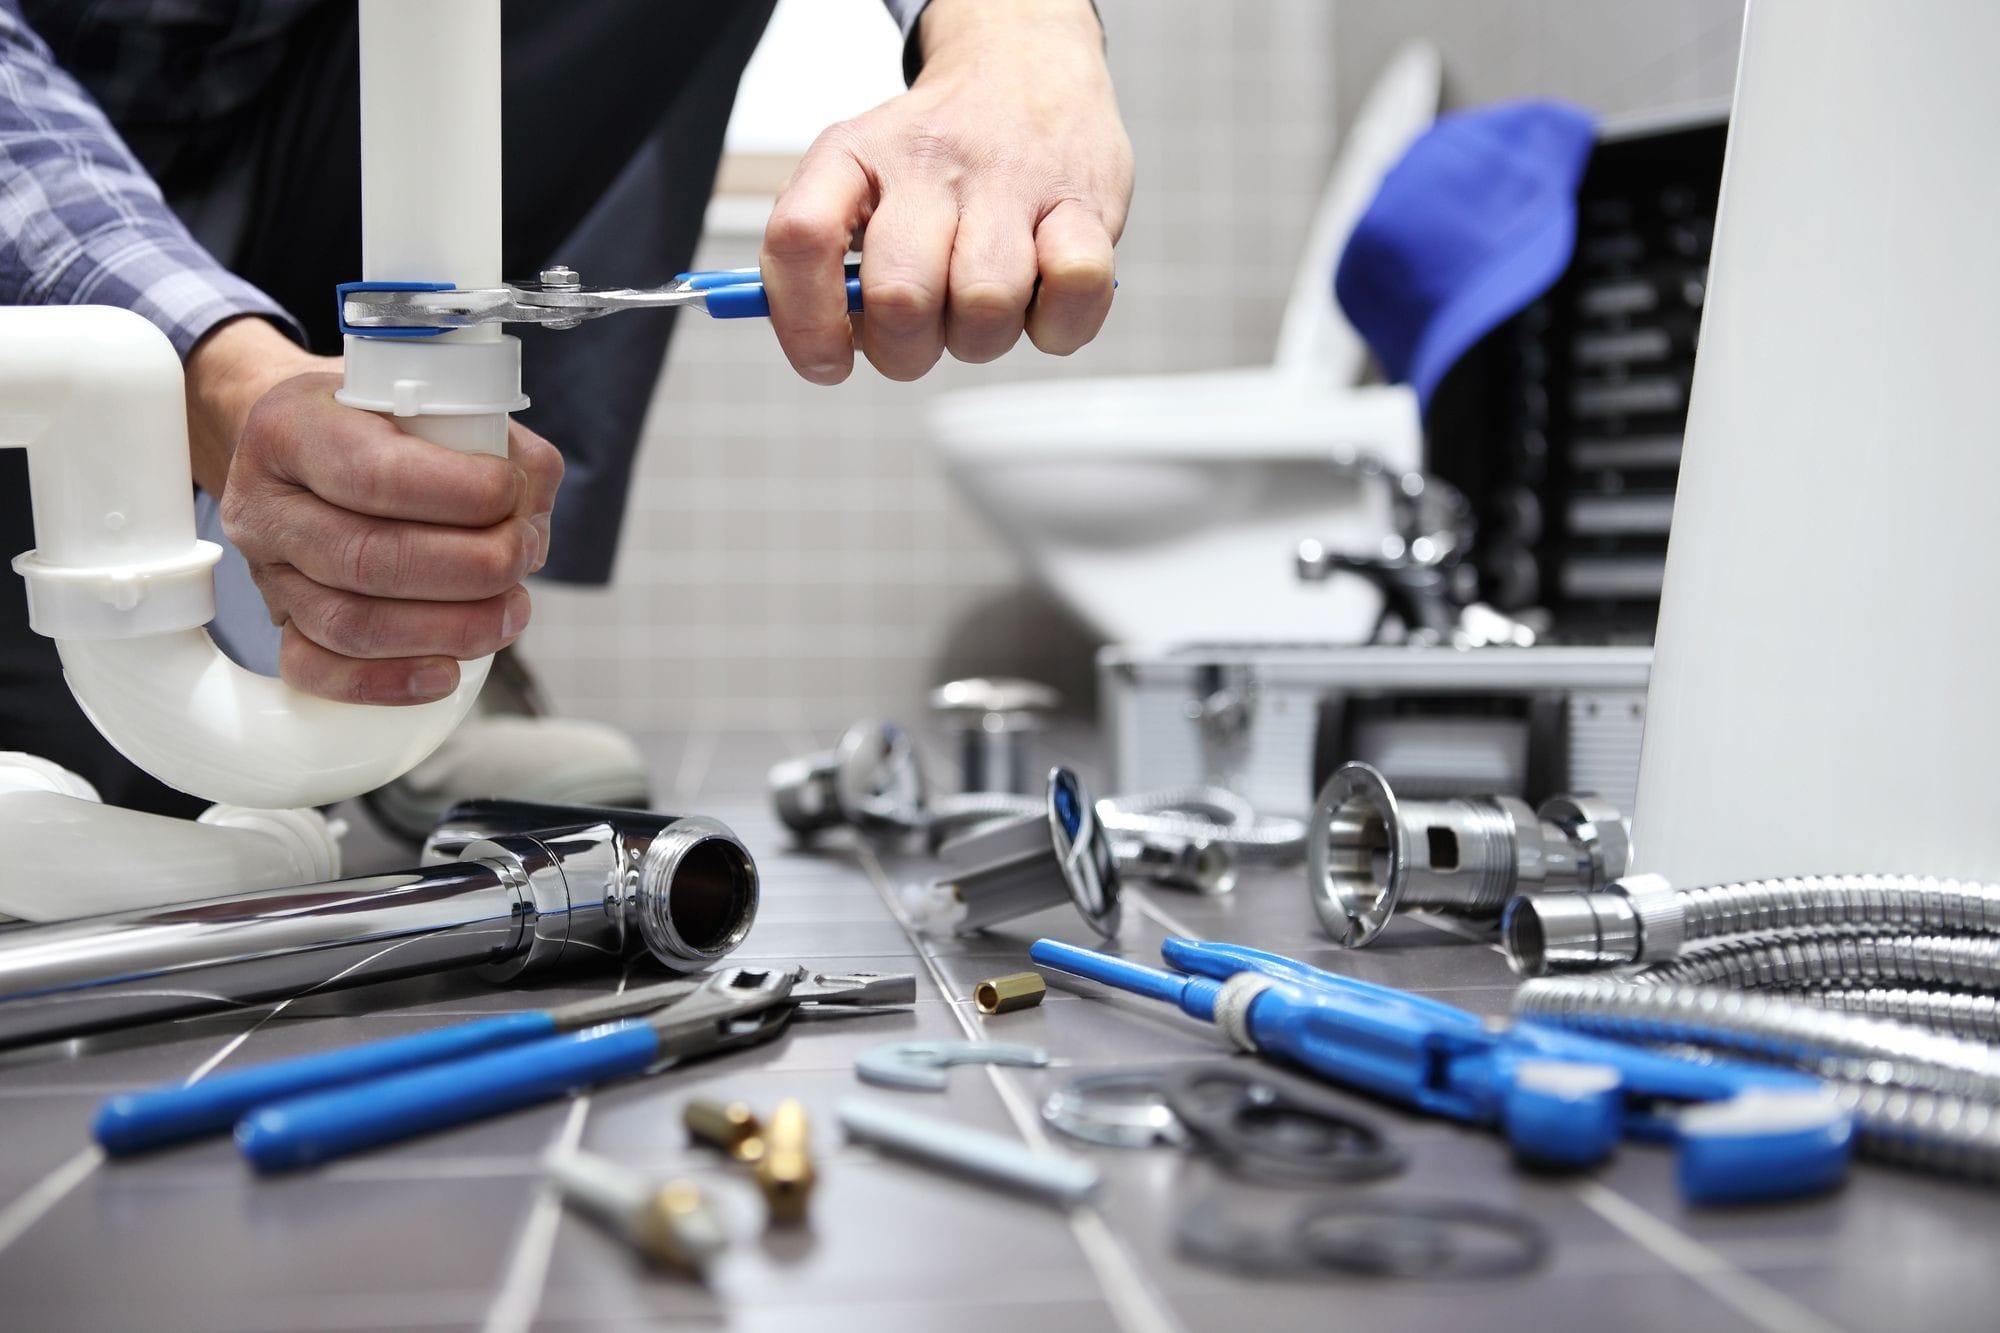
[632,1180,728,1273]
[974,971,1047,1015]
[684,1098,765,1163]
[756,1098,815,1226]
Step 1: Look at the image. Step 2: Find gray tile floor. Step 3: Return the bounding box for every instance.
[1,727,1997,1331]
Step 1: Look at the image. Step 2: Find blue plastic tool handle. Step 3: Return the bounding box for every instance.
[1676,1105,1853,1205]
[94,1011,557,1156]
[704,276,864,320]
[236,1021,662,1172]
[1160,939,1486,1033]
[676,262,861,291]
[1029,938,1224,1018]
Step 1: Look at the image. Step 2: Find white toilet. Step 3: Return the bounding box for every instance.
[928,44,1442,646]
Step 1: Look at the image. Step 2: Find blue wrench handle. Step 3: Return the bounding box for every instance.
[94,1011,558,1156]
[236,1021,661,1171]
[703,276,863,320]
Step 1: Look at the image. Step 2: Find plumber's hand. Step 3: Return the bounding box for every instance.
[190,318,562,706]
[760,0,1131,383]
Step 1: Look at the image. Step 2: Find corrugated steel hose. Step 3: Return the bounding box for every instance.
[1505,873,2000,1182]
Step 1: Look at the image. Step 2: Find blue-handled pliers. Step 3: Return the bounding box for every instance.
[95,965,912,1167]
[1030,936,1854,1205]
[338,263,863,336]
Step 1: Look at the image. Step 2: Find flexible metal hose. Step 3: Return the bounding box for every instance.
[1650,931,2000,994]
[1514,976,2000,1102]
[1675,874,2000,947]
[1505,871,2000,1184]
[1805,987,2000,1043]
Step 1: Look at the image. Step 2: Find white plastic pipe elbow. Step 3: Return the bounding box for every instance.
[2,305,489,808]
[0,753,341,921]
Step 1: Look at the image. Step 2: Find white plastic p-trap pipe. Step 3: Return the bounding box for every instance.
[2,306,490,807]
[0,753,341,921]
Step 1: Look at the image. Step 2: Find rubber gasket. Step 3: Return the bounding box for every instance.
[1177,1192,1550,1280]
[1297,1198,1550,1279]
[1160,1064,1405,1185]
[1041,1070,1189,1150]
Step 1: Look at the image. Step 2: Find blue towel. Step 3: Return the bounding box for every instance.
[1336,100,1598,409]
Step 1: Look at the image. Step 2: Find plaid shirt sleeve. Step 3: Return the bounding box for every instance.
[0,1,297,360]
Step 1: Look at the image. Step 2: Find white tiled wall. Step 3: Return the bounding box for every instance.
[519,0,1745,736]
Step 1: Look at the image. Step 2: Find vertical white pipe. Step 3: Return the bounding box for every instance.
[1630,0,2000,884]
[349,0,513,460]
[358,0,504,316]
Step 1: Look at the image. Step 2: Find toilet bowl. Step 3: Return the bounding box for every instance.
[925,42,1442,646]
[930,375,1422,644]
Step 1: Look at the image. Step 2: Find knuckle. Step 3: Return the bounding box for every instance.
[952,280,1027,326]
[764,204,850,262]
[313,592,382,657]
[339,522,405,592]
[467,531,525,595]
[863,278,941,328]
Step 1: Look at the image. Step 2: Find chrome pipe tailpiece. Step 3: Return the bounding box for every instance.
[1113,828,1238,897]
[766,720,926,840]
[1307,761,1628,948]
[929,767,1121,940]
[928,677,1060,795]
[0,805,757,1049]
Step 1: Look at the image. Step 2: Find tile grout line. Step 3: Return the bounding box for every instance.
[670,725,719,806]
[0,996,299,1259]
[1135,889,1844,1333]
[1573,1183,1847,1333]
[850,840,1184,1333]
[479,968,631,1333]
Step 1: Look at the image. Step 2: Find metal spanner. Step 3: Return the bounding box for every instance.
[856,1039,1051,1091]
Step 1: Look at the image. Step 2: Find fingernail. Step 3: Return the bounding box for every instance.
[409,664,456,701]
[529,512,552,570]
[502,589,530,639]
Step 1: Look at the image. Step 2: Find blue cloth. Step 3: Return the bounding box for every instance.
[1335,100,1597,409]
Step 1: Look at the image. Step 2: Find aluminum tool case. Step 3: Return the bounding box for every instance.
[1099,644,1651,817]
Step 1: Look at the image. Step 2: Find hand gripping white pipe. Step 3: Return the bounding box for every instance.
[2,0,516,809]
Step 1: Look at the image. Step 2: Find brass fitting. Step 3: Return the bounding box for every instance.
[631,1180,728,1272]
[973,971,1047,1015]
[684,1097,765,1163]
[756,1098,815,1226]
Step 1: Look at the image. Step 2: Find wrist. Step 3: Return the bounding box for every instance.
[185,315,333,496]
[916,0,1105,76]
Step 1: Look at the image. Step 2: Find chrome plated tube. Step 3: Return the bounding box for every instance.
[423,800,759,970]
[1309,762,1628,947]
[923,785,1301,866]
[0,810,759,1049]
